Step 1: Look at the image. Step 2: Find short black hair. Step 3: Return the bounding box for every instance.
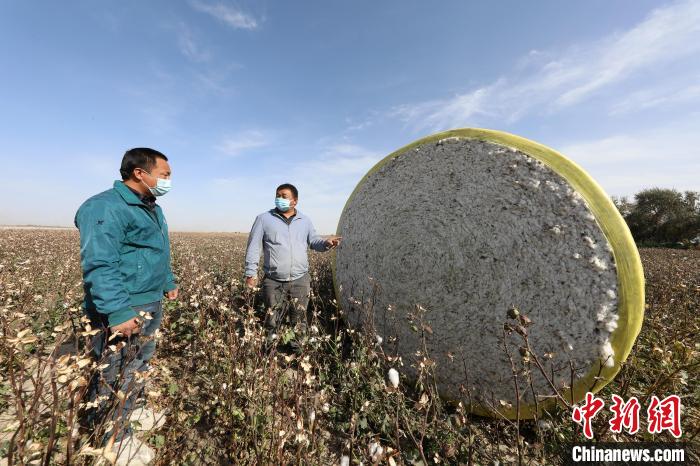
[120,148,168,180]
[276,183,298,199]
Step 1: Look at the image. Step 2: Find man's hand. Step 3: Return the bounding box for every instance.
[325,236,342,249]
[165,288,179,300]
[245,276,257,288]
[110,317,142,337]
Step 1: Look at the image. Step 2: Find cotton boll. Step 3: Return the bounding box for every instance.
[340,455,350,466]
[437,137,461,145]
[590,256,608,271]
[388,368,399,388]
[604,318,618,333]
[599,341,615,367]
[603,314,619,333]
[596,304,611,322]
[369,441,384,461]
[545,180,559,191]
[583,236,597,249]
[537,419,553,431]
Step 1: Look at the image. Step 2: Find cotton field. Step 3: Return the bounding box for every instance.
[0,230,697,464]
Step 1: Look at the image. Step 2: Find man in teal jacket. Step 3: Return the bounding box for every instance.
[75,147,177,445]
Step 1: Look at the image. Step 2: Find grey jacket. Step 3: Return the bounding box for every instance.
[245,209,328,281]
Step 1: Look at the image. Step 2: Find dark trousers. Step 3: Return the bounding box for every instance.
[84,301,162,443]
[262,273,311,343]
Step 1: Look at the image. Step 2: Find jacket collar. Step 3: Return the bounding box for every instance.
[270,208,303,221]
[113,180,146,206]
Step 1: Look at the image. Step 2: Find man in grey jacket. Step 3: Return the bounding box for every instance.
[245,183,341,347]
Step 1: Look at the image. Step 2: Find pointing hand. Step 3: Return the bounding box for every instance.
[326,236,342,249]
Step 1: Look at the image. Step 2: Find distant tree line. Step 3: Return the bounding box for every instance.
[612,188,700,246]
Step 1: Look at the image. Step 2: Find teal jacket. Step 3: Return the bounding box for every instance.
[74,181,177,326]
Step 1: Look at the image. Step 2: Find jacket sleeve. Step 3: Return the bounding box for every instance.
[164,267,177,292]
[244,215,264,277]
[76,200,136,327]
[307,219,329,252]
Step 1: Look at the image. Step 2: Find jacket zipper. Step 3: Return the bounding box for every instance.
[273,211,295,281]
[144,206,166,249]
[288,221,293,281]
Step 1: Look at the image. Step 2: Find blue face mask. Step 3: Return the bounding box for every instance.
[140,169,172,197]
[275,197,291,212]
[148,177,172,197]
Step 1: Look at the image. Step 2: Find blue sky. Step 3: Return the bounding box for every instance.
[1,0,698,233]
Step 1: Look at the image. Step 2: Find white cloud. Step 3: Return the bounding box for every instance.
[554,0,700,107]
[216,130,270,156]
[175,22,211,62]
[558,118,700,196]
[201,142,383,232]
[392,0,700,131]
[391,83,498,131]
[610,79,700,115]
[284,144,383,232]
[193,63,241,96]
[307,144,382,176]
[190,1,259,30]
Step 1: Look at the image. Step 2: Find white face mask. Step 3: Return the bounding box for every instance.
[140,170,172,197]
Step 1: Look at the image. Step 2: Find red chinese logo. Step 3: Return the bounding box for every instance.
[609,395,640,434]
[573,392,682,439]
[572,392,605,439]
[647,395,682,438]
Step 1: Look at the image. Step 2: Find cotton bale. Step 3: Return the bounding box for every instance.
[333,128,644,419]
